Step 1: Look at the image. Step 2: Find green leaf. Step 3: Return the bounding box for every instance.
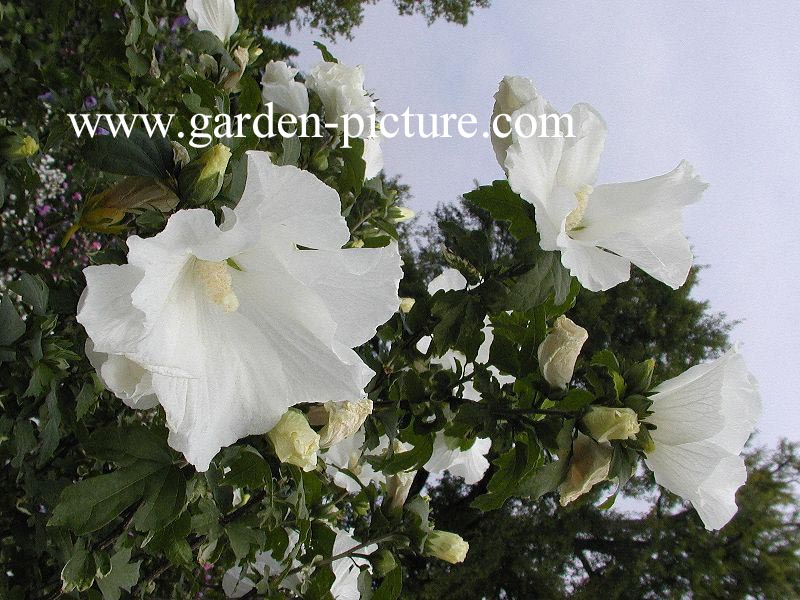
[85,425,172,465]
[340,137,366,196]
[96,548,141,600]
[49,460,164,534]
[226,521,267,562]
[558,388,595,411]
[0,292,25,346]
[373,565,403,600]
[9,273,49,315]
[133,466,186,531]
[515,459,569,500]
[221,446,271,489]
[75,378,102,421]
[591,349,620,373]
[87,128,173,180]
[463,180,538,240]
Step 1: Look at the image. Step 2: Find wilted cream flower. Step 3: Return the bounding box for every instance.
[261,60,309,117]
[644,348,760,530]
[558,432,612,506]
[318,399,373,448]
[537,315,588,388]
[185,0,239,42]
[268,409,320,472]
[582,406,640,443]
[424,530,469,564]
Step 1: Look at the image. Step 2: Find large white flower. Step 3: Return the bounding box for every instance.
[417,269,515,400]
[78,152,402,470]
[330,529,377,600]
[494,76,707,292]
[643,348,761,530]
[185,0,239,42]
[261,60,309,117]
[424,432,491,485]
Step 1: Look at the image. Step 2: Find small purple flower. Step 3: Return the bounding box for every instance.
[72,192,82,201]
[90,241,102,251]
[38,91,54,103]
[83,96,98,109]
[35,204,52,216]
[96,127,110,136]
[202,562,213,572]
[172,15,191,31]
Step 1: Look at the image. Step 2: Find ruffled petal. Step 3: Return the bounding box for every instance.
[77,264,145,354]
[185,0,239,42]
[236,151,351,251]
[556,103,606,191]
[281,242,402,347]
[573,161,707,289]
[557,234,631,292]
[85,340,158,410]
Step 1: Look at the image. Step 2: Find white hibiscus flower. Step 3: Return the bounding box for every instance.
[78,151,402,470]
[417,268,515,401]
[494,75,707,292]
[330,529,377,600]
[643,348,761,530]
[185,0,239,43]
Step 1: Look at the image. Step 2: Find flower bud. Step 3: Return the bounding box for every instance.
[1,134,38,162]
[537,315,588,388]
[558,432,612,506]
[582,406,640,443]
[318,399,373,448]
[170,141,191,168]
[388,206,415,223]
[398,297,415,314]
[386,469,415,513]
[178,143,231,206]
[268,409,320,472]
[424,530,469,564]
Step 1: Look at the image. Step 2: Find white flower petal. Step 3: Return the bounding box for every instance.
[427,268,467,295]
[557,235,631,292]
[261,61,309,116]
[185,0,239,42]
[85,340,158,409]
[556,103,606,191]
[283,242,402,348]
[425,433,491,485]
[236,151,351,251]
[574,161,707,288]
[77,264,145,354]
[362,136,384,180]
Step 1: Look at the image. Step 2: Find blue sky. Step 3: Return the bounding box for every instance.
[272,0,800,447]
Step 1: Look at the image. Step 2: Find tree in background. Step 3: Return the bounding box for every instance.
[404,200,798,599]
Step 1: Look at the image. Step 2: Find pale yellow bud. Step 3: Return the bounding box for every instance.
[537,315,588,388]
[268,409,320,472]
[398,297,416,313]
[424,530,469,564]
[558,432,612,506]
[318,399,373,448]
[582,406,640,443]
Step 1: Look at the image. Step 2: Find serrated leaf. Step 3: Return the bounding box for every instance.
[221,446,271,489]
[96,548,141,600]
[61,540,96,593]
[87,128,173,180]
